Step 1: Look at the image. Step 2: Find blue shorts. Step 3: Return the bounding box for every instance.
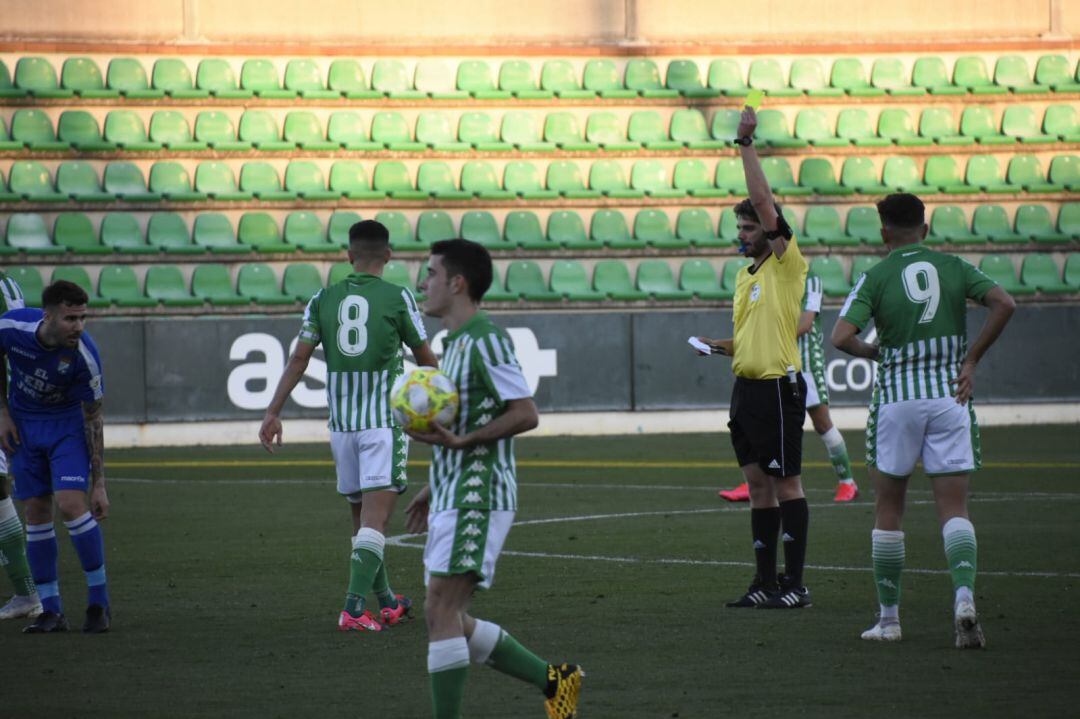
[9,414,90,500]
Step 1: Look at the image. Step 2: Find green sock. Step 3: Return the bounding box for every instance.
[344,528,384,617]
[488,630,549,691]
[942,517,977,591]
[871,529,904,608]
[429,638,469,719]
[822,427,854,481]
[372,561,398,610]
[0,497,35,597]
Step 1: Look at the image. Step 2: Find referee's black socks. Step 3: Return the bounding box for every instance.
[779,498,809,588]
[750,507,782,589]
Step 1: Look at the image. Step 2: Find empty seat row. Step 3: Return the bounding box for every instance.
[6,203,1077,256]
[5,105,1075,154]
[2,54,1077,100]
[2,154,1076,205]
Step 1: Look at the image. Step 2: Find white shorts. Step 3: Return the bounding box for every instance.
[423,509,515,590]
[867,398,980,477]
[0,450,7,476]
[330,428,408,502]
[801,370,825,409]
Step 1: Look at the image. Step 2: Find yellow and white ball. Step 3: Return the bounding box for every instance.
[390,367,459,432]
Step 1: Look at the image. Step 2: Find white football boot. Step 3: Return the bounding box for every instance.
[0,593,43,620]
[954,598,986,649]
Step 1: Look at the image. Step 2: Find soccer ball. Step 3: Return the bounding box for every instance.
[390,367,459,433]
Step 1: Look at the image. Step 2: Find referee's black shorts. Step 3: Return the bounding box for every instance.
[728,374,807,478]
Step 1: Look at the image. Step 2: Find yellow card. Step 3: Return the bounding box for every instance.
[745,89,764,110]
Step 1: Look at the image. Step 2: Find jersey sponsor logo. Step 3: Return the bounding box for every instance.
[8,345,37,360]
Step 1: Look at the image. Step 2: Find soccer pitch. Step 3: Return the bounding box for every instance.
[7,425,1079,718]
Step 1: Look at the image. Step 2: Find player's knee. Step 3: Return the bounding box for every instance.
[23,496,54,524]
[55,491,89,521]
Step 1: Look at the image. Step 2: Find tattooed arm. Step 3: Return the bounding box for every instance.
[83,399,109,520]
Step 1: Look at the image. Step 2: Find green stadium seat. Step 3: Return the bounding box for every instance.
[149,111,207,151]
[500,111,552,152]
[381,260,413,290]
[670,109,726,150]
[6,267,43,304]
[717,210,739,245]
[371,59,422,98]
[789,58,842,97]
[878,108,931,146]
[194,161,252,201]
[679,259,729,300]
[375,211,421,250]
[281,263,324,301]
[56,161,112,202]
[585,112,639,151]
[1007,154,1056,192]
[238,111,295,151]
[754,110,808,148]
[461,161,514,200]
[1015,204,1069,243]
[328,59,379,99]
[0,167,16,203]
[959,106,1012,144]
[924,155,976,194]
[546,160,595,198]
[415,59,467,99]
[715,158,748,195]
[283,111,338,151]
[799,158,851,196]
[326,112,380,152]
[1035,54,1080,92]
[503,210,549,250]
[152,58,208,99]
[591,160,642,199]
[846,206,883,245]
[850,255,882,281]
[929,206,979,244]
[52,266,106,307]
[15,57,73,98]
[11,109,69,151]
[582,59,636,99]
[911,56,965,95]
[831,58,884,96]
[591,209,639,249]
[53,212,107,254]
[1021,254,1070,294]
[677,208,723,247]
[1001,106,1054,144]
[102,159,159,198]
[57,111,115,152]
[966,155,1014,193]
[593,260,647,300]
[196,59,252,99]
[637,260,693,300]
[628,111,680,150]
[994,55,1040,93]
[870,58,924,96]
[194,111,251,151]
[149,161,206,202]
[802,206,849,245]
[371,161,423,199]
[99,265,155,307]
[238,263,293,304]
[763,157,809,195]
[505,260,559,301]
[1043,104,1080,142]
[835,108,890,148]
[953,56,1006,95]
[370,111,424,151]
[709,109,741,143]
[148,212,200,254]
[145,265,201,306]
[461,210,514,250]
[667,59,718,97]
[416,210,455,246]
[973,205,1025,243]
[458,112,508,151]
[632,160,684,199]
[706,59,749,97]
[239,161,295,201]
[794,109,848,148]
[1065,253,1080,288]
[106,58,162,99]
[193,264,246,304]
[0,117,20,152]
[416,112,470,152]
[635,209,686,249]
[499,60,551,98]
[9,161,66,202]
[748,59,801,97]
[193,213,245,253]
[541,60,594,99]
[0,59,27,99]
[504,161,557,199]
[103,110,161,151]
[481,267,516,303]
[457,60,509,99]
[284,59,340,99]
[544,112,597,151]
[625,59,678,98]
[881,156,934,194]
[721,258,751,291]
[417,161,471,200]
[1049,155,1080,190]
[549,260,603,301]
[327,210,361,247]
[285,161,338,201]
[810,256,851,296]
[101,213,152,254]
[59,57,116,98]
[547,210,593,250]
[241,59,295,99]
[918,107,973,146]
[673,159,725,199]
[1059,202,1080,240]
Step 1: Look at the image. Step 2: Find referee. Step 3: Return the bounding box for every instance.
[694,107,811,609]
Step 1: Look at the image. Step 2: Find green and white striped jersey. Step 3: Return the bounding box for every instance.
[798,273,825,374]
[298,272,426,431]
[429,312,532,513]
[0,273,26,314]
[839,244,997,405]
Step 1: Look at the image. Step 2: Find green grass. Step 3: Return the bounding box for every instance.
[5,425,1079,718]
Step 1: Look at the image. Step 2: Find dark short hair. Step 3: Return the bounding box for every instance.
[348,219,390,246]
[42,280,89,309]
[733,198,759,223]
[877,193,925,229]
[430,238,493,302]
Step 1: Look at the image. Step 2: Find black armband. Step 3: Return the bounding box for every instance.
[766,203,794,240]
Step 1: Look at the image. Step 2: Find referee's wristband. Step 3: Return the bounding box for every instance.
[733,136,753,146]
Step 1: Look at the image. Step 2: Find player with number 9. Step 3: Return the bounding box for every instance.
[259,220,439,633]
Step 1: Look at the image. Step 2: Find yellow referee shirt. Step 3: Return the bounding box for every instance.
[731,234,809,379]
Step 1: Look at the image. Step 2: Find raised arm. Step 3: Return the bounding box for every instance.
[736,107,787,257]
[258,340,315,452]
[82,398,108,520]
[952,286,1016,404]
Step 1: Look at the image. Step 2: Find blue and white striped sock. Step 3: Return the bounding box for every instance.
[65,512,109,608]
[26,522,61,614]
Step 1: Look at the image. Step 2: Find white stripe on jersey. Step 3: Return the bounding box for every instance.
[77,339,104,401]
[0,278,25,311]
[485,363,531,401]
[0,318,41,334]
[804,276,823,313]
[839,273,867,318]
[401,289,427,342]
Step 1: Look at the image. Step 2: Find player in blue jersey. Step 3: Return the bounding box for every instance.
[0,280,110,633]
